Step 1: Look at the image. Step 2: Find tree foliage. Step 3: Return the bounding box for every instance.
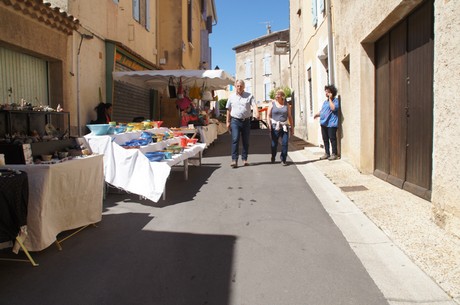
[218,98,228,110]
[269,86,292,100]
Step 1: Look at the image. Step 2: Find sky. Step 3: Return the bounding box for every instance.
[209,0,290,77]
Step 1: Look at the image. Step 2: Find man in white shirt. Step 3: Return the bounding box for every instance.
[226,80,259,168]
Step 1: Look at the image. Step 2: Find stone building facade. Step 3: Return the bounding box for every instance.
[1,0,217,134]
[289,0,460,237]
[233,29,290,105]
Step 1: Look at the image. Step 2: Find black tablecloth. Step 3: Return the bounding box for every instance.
[0,169,29,243]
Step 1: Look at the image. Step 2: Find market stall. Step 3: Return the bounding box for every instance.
[6,155,104,251]
[85,129,205,202]
[112,69,234,91]
[112,69,233,145]
[100,70,232,201]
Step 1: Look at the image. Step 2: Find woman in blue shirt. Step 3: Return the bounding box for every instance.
[314,85,339,160]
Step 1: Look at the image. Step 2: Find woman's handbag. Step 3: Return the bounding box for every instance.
[168,77,177,98]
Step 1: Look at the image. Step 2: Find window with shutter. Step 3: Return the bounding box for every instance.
[263,53,271,75]
[201,0,207,20]
[145,0,150,31]
[245,59,252,79]
[133,0,140,22]
[200,30,210,65]
[188,0,192,43]
[264,81,271,101]
[311,0,317,26]
[245,82,252,94]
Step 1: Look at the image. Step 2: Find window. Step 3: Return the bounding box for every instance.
[307,68,313,117]
[263,53,271,76]
[133,0,140,22]
[145,0,150,31]
[245,82,252,94]
[264,82,271,101]
[133,0,151,31]
[188,0,192,43]
[311,0,317,26]
[245,58,252,79]
[312,0,325,26]
[201,0,207,20]
[200,30,210,66]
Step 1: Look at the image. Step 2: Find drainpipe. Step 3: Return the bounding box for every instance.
[76,33,93,136]
[326,0,335,85]
[253,42,256,99]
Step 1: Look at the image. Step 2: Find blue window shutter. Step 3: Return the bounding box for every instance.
[245,59,252,79]
[133,0,140,22]
[319,0,324,14]
[311,0,317,26]
[264,54,271,75]
[145,0,150,31]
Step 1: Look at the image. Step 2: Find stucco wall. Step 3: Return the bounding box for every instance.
[0,4,71,118]
[289,0,332,146]
[333,0,425,170]
[333,0,460,237]
[158,0,183,69]
[431,0,460,236]
[304,26,329,148]
[42,0,162,134]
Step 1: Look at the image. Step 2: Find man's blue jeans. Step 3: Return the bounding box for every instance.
[231,118,251,161]
[271,126,289,162]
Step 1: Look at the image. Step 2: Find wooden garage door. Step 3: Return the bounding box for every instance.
[374,0,433,200]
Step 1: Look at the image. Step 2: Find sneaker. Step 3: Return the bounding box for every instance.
[328,154,338,161]
[319,153,330,160]
[243,160,249,166]
[281,161,288,166]
[231,160,238,168]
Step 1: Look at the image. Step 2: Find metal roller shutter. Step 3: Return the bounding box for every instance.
[0,46,48,106]
[113,62,152,123]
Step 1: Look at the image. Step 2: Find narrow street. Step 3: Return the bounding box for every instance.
[0,129,452,305]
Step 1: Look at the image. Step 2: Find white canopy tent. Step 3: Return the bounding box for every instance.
[112,69,235,91]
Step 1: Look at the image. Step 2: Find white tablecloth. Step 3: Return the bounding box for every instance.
[197,124,218,147]
[208,119,228,135]
[7,155,104,251]
[85,133,205,202]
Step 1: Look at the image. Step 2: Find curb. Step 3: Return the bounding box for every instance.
[289,149,457,304]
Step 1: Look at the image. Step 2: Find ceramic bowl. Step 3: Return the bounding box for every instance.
[86,124,111,135]
[58,152,69,159]
[144,152,165,162]
[163,151,173,159]
[41,154,53,161]
[187,138,198,145]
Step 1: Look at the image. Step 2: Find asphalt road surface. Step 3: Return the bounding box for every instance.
[0,129,389,305]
